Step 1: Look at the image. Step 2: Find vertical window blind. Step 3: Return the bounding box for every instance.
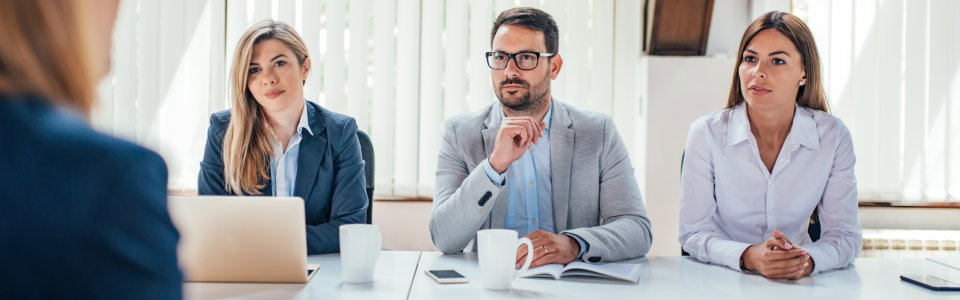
[92,0,959,202]
[93,0,644,198]
[799,0,959,202]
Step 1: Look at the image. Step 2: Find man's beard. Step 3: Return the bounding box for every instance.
[495,76,550,114]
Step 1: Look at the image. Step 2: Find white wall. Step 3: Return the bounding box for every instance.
[705,0,792,57]
[706,0,750,57]
[748,0,791,21]
[641,56,736,256]
[639,0,749,256]
[374,200,437,251]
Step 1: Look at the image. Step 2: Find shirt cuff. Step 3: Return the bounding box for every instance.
[705,239,752,271]
[561,232,589,260]
[481,158,506,186]
[802,243,830,274]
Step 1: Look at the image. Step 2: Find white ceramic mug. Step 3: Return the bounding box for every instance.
[477,229,534,290]
[339,224,381,283]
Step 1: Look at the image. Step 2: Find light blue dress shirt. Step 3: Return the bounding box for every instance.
[270,100,313,197]
[481,103,589,259]
[679,104,862,274]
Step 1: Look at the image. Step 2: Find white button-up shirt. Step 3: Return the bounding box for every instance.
[679,104,862,274]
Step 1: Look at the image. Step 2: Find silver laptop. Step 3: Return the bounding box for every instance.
[167,196,320,283]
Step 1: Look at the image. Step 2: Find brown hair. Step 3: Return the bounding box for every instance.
[223,20,310,195]
[0,0,99,115]
[491,7,559,54]
[726,11,829,113]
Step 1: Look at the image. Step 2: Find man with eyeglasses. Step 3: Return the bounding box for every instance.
[430,7,652,268]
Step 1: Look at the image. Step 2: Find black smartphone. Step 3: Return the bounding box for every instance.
[901,274,960,291]
[426,269,468,284]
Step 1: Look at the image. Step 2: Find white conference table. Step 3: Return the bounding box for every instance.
[411,252,960,299]
[185,251,960,299]
[184,251,421,300]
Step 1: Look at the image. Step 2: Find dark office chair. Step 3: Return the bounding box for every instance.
[679,150,822,256]
[808,208,821,242]
[357,130,375,224]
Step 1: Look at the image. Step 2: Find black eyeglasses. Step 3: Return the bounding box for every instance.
[485,51,555,70]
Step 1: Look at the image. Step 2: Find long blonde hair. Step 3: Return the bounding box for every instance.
[726,11,829,113]
[0,0,99,115]
[224,20,310,195]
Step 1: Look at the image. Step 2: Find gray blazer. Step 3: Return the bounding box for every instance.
[430,100,652,263]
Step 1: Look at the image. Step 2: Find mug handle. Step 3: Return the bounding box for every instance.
[517,237,534,273]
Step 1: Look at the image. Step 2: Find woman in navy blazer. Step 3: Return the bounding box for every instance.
[0,0,181,298]
[198,20,367,254]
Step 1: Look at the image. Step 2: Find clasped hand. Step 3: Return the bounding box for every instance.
[741,230,814,279]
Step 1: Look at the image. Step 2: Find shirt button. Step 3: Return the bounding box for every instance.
[529,183,534,188]
[531,219,536,224]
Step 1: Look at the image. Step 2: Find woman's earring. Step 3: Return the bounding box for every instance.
[799,81,805,86]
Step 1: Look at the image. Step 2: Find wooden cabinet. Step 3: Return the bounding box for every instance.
[644,0,715,56]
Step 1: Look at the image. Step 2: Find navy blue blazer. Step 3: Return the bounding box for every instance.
[198,100,368,254]
[0,95,182,299]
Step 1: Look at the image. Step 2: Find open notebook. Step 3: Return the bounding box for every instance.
[519,262,643,283]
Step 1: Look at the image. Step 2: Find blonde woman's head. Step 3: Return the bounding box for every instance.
[223,20,311,195]
[230,20,311,115]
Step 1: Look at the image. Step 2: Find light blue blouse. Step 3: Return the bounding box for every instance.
[270,100,312,197]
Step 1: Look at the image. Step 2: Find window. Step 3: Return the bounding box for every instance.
[93,0,645,197]
[795,0,960,203]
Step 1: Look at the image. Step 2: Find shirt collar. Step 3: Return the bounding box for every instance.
[790,106,820,150]
[727,104,751,147]
[726,104,820,150]
[497,101,553,132]
[298,99,313,136]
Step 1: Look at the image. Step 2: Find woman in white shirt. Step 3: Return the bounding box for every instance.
[679,11,861,279]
